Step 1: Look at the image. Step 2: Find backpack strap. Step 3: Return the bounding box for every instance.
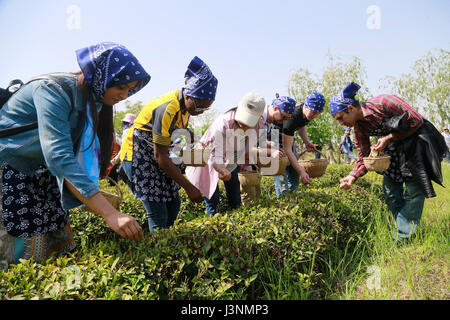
[0,74,75,138]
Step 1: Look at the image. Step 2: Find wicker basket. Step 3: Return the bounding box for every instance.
[298,151,329,178]
[180,148,211,167]
[259,156,290,176]
[238,170,262,187]
[100,177,123,209]
[363,149,391,172]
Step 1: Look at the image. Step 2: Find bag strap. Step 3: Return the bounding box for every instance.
[0,74,75,138]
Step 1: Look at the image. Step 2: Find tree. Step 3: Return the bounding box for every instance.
[380,48,450,128]
[288,52,370,163]
[113,100,145,133]
[188,108,220,138]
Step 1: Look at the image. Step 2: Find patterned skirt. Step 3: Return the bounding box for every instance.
[0,163,75,269]
[131,129,180,202]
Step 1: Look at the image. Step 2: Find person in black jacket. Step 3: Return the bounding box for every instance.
[330,82,446,243]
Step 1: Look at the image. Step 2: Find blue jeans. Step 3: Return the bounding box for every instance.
[119,160,133,191]
[141,196,181,233]
[121,160,133,183]
[121,160,180,233]
[273,165,299,198]
[382,175,426,240]
[204,167,241,216]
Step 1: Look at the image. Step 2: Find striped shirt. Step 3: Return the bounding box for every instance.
[120,89,190,162]
[351,94,424,180]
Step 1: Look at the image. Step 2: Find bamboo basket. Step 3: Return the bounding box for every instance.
[238,170,262,187]
[180,148,211,167]
[363,149,391,172]
[298,151,329,178]
[100,177,123,209]
[259,156,290,176]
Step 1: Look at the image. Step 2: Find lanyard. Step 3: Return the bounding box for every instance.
[180,104,190,129]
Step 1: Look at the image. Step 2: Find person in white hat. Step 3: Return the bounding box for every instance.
[186,92,283,215]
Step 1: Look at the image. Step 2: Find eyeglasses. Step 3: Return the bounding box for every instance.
[192,98,211,111]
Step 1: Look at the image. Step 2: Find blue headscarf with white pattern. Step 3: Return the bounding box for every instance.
[184,56,218,100]
[271,93,296,114]
[304,92,325,112]
[330,82,361,115]
[76,42,151,101]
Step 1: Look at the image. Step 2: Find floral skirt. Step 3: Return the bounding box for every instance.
[131,130,180,202]
[0,163,75,269]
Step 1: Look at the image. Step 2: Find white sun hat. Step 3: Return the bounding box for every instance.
[235,92,266,128]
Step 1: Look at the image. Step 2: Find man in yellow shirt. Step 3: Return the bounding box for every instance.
[120,56,217,232]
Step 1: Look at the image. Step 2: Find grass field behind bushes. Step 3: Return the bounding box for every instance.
[0,164,447,300]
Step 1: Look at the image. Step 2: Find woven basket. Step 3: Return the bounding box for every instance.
[363,149,391,172]
[180,148,211,167]
[238,170,262,187]
[298,151,329,178]
[100,177,123,209]
[259,156,290,176]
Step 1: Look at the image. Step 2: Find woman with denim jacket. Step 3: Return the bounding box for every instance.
[0,42,150,268]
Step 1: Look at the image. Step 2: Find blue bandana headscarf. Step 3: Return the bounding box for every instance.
[76,42,151,101]
[330,82,361,115]
[184,56,218,101]
[304,92,325,112]
[271,93,296,114]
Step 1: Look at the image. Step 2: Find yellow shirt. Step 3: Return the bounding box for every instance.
[120,89,190,162]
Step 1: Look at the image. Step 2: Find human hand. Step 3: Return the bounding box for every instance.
[218,168,232,181]
[271,148,284,159]
[305,142,318,153]
[299,169,311,185]
[104,212,143,241]
[339,175,356,190]
[372,134,392,152]
[186,185,204,203]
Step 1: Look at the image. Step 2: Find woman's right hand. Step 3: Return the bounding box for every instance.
[186,185,203,203]
[64,181,143,241]
[104,212,143,241]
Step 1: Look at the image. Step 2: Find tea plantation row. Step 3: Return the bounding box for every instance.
[0,165,386,299]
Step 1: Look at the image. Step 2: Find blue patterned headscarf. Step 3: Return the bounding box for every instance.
[330,82,361,115]
[76,42,151,100]
[184,56,218,101]
[304,92,325,112]
[271,93,296,114]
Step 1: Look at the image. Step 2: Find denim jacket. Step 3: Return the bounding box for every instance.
[0,73,101,209]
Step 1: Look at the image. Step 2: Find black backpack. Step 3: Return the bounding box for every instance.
[0,74,74,138]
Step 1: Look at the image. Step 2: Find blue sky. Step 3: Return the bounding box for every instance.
[0,0,449,113]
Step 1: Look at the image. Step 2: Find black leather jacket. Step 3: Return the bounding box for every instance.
[394,119,447,198]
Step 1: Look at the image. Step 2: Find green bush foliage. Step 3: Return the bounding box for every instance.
[0,165,386,300]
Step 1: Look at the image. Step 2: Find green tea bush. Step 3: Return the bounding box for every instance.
[0,165,386,300]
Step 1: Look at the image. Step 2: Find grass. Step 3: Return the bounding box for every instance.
[334,163,450,300]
